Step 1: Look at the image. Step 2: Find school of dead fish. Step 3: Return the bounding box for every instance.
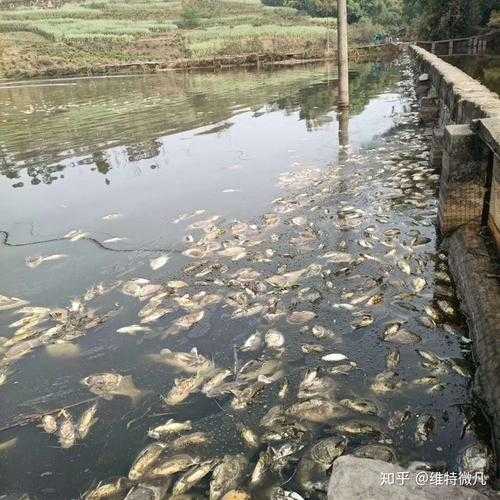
[0,62,493,499]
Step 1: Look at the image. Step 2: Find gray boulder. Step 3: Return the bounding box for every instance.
[328,456,488,500]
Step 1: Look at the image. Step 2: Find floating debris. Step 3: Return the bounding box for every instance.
[26,254,67,268]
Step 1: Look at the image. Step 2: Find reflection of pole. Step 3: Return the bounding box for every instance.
[338,107,349,147]
[338,107,349,163]
[337,0,349,108]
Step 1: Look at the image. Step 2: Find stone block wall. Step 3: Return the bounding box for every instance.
[411,45,500,486]
[410,45,500,240]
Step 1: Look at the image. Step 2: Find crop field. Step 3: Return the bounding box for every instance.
[0,0,381,78]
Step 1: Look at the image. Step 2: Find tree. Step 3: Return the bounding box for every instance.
[402,0,496,38]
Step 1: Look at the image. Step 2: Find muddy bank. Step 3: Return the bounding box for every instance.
[0,43,400,81]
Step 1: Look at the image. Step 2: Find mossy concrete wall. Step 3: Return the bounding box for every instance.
[411,44,500,486]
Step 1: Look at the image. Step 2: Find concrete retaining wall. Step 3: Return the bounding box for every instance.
[410,45,500,487]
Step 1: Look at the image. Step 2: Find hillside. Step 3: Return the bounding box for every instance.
[0,0,384,79]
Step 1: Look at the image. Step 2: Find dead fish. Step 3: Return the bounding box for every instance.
[322,352,347,362]
[415,414,435,445]
[251,449,273,485]
[366,294,383,306]
[58,410,76,449]
[172,459,217,495]
[0,295,29,312]
[269,488,304,500]
[26,254,67,268]
[351,314,373,329]
[148,419,192,439]
[240,331,263,352]
[460,443,492,475]
[85,477,130,500]
[339,398,379,415]
[383,324,421,344]
[141,307,172,324]
[166,280,188,289]
[102,237,128,244]
[218,247,247,261]
[388,408,412,430]
[77,402,98,439]
[329,363,357,375]
[128,443,165,480]
[371,371,403,393]
[446,358,472,378]
[239,426,260,448]
[398,260,411,275]
[310,436,347,469]
[221,490,252,500]
[172,431,210,449]
[81,373,143,404]
[117,324,152,335]
[260,406,286,428]
[386,349,400,369]
[413,277,426,293]
[258,369,285,385]
[311,325,334,338]
[102,213,122,221]
[336,421,380,436]
[174,311,205,330]
[148,454,199,479]
[202,370,232,396]
[286,398,347,423]
[416,350,442,366]
[332,303,355,311]
[265,329,285,349]
[125,482,171,500]
[64,229,90,241]
[122,279,162,299]
[278,378,289,399]
[163,372,209,406]
[301,344,325,354]
[321,252,353,264]
[437,300,455,316]
[434,270,451,283]
[150,348,213,374]
[0,437,17,454]
[210,454,247,500]
[413,376,440,386]
[352,444,396,463]
[150,255,169,271]
[419,315,436,328]
[288,311,315,324]
[231,382,265,410]
[40,414,58,434]
[267,269,307,289]
[424,305,440,321]
[298,368,335,399]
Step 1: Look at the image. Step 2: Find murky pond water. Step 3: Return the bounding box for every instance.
[0,58,492,499]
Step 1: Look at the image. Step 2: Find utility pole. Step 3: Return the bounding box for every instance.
[337,0,349,108]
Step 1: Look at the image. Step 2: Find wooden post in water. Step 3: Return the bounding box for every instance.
[337,0,349,108]
[448,40,454,56]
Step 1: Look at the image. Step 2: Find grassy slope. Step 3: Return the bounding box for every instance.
[0,0,382,78]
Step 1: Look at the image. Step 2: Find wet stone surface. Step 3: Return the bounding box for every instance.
[0,57,493,499]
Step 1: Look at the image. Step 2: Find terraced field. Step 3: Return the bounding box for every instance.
[0,0,382,78]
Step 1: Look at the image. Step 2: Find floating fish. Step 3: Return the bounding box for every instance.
[102,213,122,221]
[117,325,151,335]
[150,255,169,271]
[77,403,98,439]
[81,373,143,404]
[26,254,67,269]
[322,353,347,362]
